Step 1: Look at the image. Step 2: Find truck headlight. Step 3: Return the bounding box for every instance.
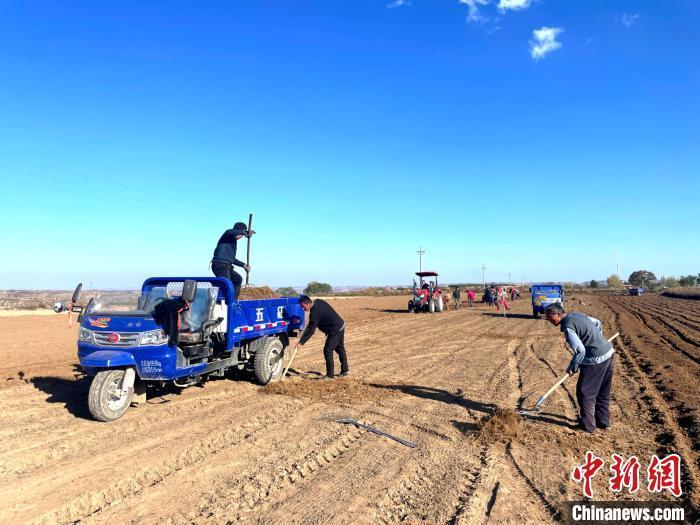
[139,329,169,346]
[79,327,94,343]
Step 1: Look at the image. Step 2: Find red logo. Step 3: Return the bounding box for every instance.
[572,451,605,498]
[648,454,682,497]
[107,333,121,344]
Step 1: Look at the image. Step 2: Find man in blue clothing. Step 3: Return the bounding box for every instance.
[211,222,255,301]
[545,302,614,433]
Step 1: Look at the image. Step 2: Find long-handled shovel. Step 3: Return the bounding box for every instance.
[517,332,619,415]
[279,345,300,381]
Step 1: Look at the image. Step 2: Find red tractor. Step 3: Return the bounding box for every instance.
[408,271,444,313]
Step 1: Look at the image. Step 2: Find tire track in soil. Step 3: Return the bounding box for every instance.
[0,382,268,481]
[170,420,370,524]
[633,299,700,335]
[607,297,700,365]
[603,301,700,514]
[33,400,302,525]
[602,297,700,456]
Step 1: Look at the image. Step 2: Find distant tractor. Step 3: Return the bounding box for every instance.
[531,283,564,318]
[629,287,645,296]
[408,271,444,313]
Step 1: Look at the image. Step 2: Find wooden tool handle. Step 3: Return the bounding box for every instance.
[536,332,620,408]
[281,345,299,381]
[245,212,253,285]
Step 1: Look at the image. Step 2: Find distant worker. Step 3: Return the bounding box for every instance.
[544,303,614,433]
[295,295,349,380]
[211,222,255,301]
[467,289,476,307]
[452,287,461,310]
[496,286,510,312]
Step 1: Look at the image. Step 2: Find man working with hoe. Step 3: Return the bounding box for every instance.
[293,295,349,380]
[545,302,614,433]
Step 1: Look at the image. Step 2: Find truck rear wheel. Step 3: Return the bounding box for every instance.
[428,299,435,313]
[436,295,444,313]
[88,369,134,422]
[254,337,285,385]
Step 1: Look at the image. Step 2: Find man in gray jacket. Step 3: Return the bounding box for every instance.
[545,303,614,433]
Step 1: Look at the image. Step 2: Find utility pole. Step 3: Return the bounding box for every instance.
[481,265,487,287]
[417,246,425,273]
[508,272,511,284]
[616,252,620,280]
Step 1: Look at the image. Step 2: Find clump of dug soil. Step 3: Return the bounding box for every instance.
[476,406,523,444]
[264,378,395,406]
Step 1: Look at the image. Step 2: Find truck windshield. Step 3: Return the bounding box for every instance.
[533,287,560,294]
[85,290,142,315]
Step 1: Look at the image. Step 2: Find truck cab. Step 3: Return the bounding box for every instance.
[530,284,564,318]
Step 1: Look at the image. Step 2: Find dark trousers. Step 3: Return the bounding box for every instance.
[576,356,614,432]
[212,262,243,301]
[323,329,349,378]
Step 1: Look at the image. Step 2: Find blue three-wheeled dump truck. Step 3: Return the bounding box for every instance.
[58,277,305,421]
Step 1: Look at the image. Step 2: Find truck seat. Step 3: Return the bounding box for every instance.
[179,287,219,343]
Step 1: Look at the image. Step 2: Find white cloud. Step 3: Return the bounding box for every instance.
[529,26,563,60]
[387,0,411,8]
[459,0,491,23]
[498,0,531,12]
[622,12,639,27]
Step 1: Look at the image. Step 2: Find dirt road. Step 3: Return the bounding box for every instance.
[1,294,697,523]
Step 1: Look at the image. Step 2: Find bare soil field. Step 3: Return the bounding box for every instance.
[1,294,697,524]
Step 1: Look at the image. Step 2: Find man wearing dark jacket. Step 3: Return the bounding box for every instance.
[211,222,255,301]
[295,295,349,380]
[545,302,614,433]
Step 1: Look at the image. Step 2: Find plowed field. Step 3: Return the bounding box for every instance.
[1,294,697,523]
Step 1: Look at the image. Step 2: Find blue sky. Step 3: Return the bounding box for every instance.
[0,1,698,289]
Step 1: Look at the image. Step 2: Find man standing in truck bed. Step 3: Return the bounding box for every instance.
[295,295,349,380]
[211,221,255,301]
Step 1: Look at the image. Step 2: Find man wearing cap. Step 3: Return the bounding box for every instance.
[211,222,255,301]
[544,302,614,433]
[294,295,349,380]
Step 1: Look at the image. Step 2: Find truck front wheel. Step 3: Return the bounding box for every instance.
[254,337,285,385]
[88,369,134,422]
